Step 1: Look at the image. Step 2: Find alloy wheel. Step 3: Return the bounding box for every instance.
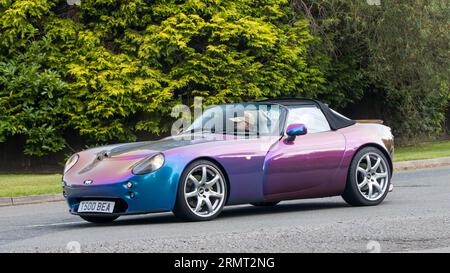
[183,164,226,217]
[355,152,389,201]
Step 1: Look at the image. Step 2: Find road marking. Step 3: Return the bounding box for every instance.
[402,247,450,253]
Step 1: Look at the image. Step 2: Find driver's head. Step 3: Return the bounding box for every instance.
[230,112,255,132]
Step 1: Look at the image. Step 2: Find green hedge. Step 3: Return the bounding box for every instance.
[0,0,449,157]
[0,0,324,155]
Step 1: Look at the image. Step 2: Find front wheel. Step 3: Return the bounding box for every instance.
[342,147,391,206]
[79,215,119,223]
[173,160,227,221]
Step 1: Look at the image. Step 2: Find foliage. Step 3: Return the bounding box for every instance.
[292,0,450,140]
[0,0,449,157]
[367,0,450,139]
[0,39,68,155]
[0,0,322,155]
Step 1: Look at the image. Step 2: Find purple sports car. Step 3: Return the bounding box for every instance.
[62,99,394,223]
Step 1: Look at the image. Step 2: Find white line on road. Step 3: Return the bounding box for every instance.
[403,247,450,253]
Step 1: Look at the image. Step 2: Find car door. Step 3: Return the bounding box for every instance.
[263,105,346,200]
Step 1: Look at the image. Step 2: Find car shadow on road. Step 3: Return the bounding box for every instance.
[63,200,351,229]
[220,201,350,219]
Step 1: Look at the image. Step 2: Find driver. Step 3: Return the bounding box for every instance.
[230,112,256,133]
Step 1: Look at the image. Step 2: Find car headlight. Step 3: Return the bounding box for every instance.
[132,153,165,175]
[64,154,79,174]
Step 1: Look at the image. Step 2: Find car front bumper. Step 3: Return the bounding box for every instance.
[63,166,181,216]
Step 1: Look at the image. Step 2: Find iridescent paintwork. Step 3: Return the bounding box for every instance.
[62,107,394,216]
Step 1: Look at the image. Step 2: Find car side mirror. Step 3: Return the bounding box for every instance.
[285,124,307,143]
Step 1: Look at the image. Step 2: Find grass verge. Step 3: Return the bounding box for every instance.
[394,140,450,162]
[1,140,450,197]
[0,174,61,198]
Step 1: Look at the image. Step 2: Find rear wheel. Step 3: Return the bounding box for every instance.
[173,160,227,221]
[251,201,280,207]
[79,215,119,223]
[342,147,391,206]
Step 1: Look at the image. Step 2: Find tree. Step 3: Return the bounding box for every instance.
[293,0,450,140]
[0,0,323,155]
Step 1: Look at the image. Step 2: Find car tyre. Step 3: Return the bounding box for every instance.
[173,160,227,221]
[342,146,391,206]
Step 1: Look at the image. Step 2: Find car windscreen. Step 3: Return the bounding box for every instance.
[185,103,285,136]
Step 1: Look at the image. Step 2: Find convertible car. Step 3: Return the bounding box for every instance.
[62,99,394,223]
